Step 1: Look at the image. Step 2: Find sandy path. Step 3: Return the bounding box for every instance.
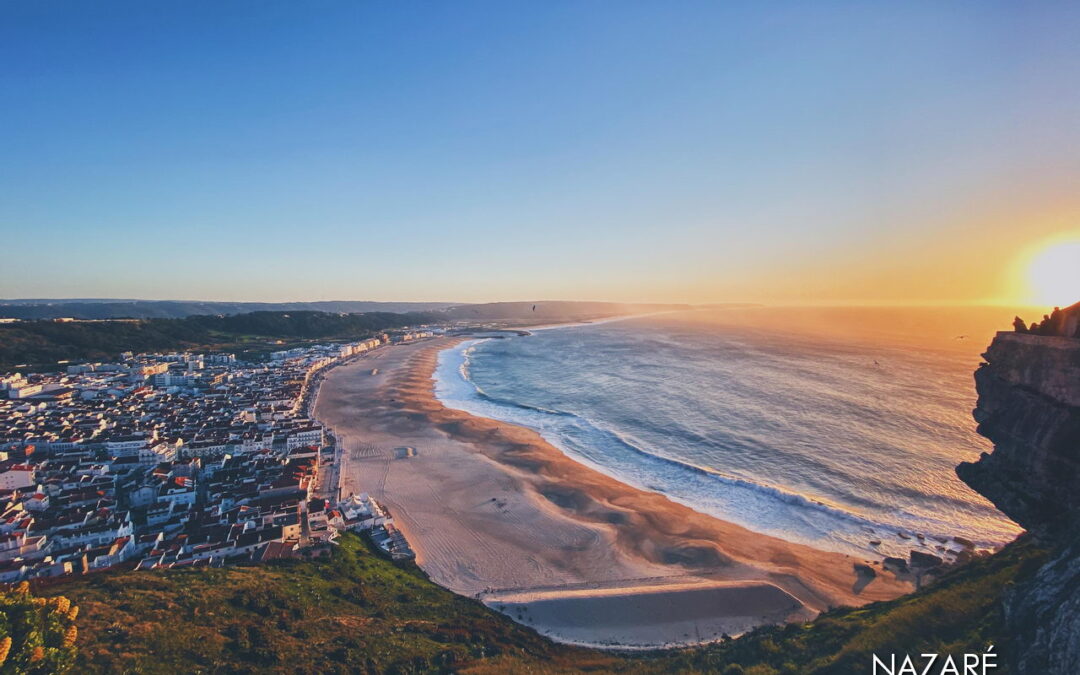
[314,338,911,647]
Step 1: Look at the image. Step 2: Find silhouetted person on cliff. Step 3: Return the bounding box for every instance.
[1023,308,1069,336]
[1049,307,1064,335]
[1034,314,1053,335]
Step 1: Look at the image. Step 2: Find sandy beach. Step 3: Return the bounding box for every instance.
[314,337,912,648]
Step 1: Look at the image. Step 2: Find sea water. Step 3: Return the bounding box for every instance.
[434,307,1028,559]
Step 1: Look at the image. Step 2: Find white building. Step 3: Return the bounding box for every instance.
[0,466,37,491]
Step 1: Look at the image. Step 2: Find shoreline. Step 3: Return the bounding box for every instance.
[434,335,1011,559]
[314,336,913,648]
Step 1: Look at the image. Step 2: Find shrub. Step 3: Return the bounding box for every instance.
[0,583,79,674]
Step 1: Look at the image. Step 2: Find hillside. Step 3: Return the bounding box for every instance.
[0,300,689,322]
[0,311,438,369]
[40,535,621,675]
[37,532,1044,674]
[0,303,690,369]
[0,301,457,321]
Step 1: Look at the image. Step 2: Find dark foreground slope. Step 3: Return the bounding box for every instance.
[38,533,1045,675]
[40,535,620,675]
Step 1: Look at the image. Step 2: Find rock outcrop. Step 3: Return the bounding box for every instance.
[956,328,1080,673]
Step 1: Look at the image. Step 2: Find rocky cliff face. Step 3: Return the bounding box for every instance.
[956,331,1080,673]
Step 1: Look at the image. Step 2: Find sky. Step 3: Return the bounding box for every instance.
[2,1,1079,306]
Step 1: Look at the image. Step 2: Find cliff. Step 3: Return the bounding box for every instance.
[957,329,1080,673]
[958,333,1080,531]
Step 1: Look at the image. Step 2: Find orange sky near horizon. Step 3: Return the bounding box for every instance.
[620,212,1080,311]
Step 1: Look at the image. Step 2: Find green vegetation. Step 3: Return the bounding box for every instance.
[0,582,78,675]
[29,533,1045,674]
[0,311,439,369]
[38,535,618,675]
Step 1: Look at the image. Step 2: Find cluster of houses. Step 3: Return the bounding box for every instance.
[0,331,432,581]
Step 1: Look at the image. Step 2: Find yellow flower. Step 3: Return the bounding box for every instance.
[67,606,79,622]
[62,625,77,649]
[14,582,29,596]
[50,597,70,614]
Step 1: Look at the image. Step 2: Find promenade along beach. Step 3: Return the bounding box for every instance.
[314,329,916,648]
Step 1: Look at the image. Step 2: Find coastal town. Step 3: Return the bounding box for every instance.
[0,329,435,582]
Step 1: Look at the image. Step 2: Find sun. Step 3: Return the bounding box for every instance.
[1025,236,1080,307]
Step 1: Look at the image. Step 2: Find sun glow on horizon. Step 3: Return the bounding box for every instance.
[1021,234,1080,307]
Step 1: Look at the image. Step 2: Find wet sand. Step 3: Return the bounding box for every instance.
[314,337,911,648]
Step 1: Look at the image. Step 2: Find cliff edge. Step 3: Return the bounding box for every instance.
[957,317,1080,674]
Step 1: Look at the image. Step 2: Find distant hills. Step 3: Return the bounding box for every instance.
[439,301,690,322]
[0,299,691,321]
[0,311,440,369]
[0,300,458,320]
[0,301,693,369]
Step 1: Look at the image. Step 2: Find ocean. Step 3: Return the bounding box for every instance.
[434,307,1028,559]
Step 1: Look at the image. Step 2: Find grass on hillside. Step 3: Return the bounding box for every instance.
[35,533,1046,674]
[39,535,622,674]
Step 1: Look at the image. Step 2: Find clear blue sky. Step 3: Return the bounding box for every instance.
[2,1,1079,304]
